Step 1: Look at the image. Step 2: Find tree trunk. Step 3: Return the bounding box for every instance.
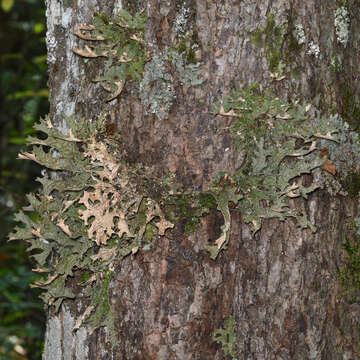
[43,0,360,359]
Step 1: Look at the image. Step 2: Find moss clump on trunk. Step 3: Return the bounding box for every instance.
[339,218,360,304]
[250,13,287,72]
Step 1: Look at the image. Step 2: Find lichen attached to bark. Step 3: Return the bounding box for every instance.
[212,86,360,238]
[334,6,350,47]
[9,115,174,344]
[73,9,204,119]
[139,47,203,120]
[73,10,148,101]
[213,316,239,359]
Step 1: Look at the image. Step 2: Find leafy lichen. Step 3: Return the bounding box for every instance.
[10,115,229,344]
[12,6,360,350]
[206,183,241,260]
[10,115,174,344]
[211,86,360,244]
[213,316,239,359]
[12,79,360,350]
[73,9,204,119]
[73,10,148,101]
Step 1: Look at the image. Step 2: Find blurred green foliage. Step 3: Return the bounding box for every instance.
[1,0,14,13]
[0,0,48,358]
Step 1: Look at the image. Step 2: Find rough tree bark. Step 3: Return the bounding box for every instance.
[43,0,360,359]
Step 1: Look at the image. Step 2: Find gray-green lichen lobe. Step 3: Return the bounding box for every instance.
[10,114,177,346]
[72,7,204,120]
[213,87,357,233]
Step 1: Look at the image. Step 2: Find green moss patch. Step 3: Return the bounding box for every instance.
[339,218,360,303]
[251,13,287,72]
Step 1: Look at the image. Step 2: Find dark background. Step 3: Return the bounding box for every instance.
[0,0,48,358]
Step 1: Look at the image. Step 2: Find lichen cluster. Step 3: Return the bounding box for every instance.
[139,48,203,120]
[12,6,360,350]
[293,6,350,60]
[208,86,360,258]
[294,23,306,45]
[334,6,350,47]
[173,4,191,37]
[12,86,360,322]
[318,116,360,178]
[211,87,360,353]
[9,115,173,340]
[293,23,322,59]
[74,10,203,119]
[307,41,321,58]
[213,316,239,359]
[73,10,147,101]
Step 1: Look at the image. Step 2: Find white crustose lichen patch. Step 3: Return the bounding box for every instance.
[334,6,350,47]
[139,48,203,120]
[174,5,191,37]
[139,51,176,120]
[307,41,320,58]
[46,33,57,64]
[294,23,306,45]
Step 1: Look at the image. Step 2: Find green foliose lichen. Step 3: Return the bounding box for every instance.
[10,114,234,345]
[73,10,148,101]
[212,86,360,241]
[73,9,204,119]
[13,6,360,349]
[9,115,174,344]
[11,114,231,345]
[206,183,241,260]
[213,316,239,359]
